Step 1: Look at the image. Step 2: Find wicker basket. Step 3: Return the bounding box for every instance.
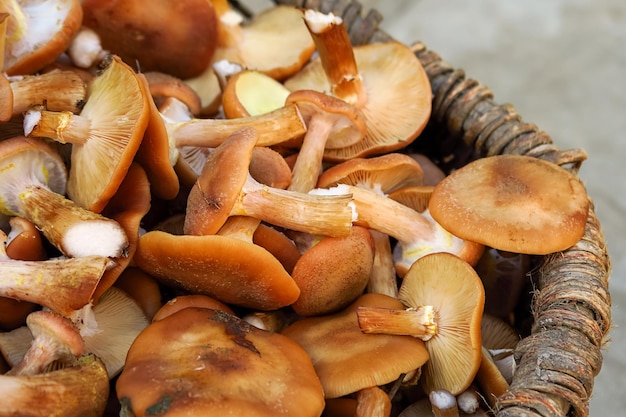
[234,1,612,416]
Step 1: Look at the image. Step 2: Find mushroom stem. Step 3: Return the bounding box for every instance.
[356,305,437,342]
[7,311,85,376]
[288,114,334,193]
[303,10,365,106]
[368,230,399,298]
[8,70,86,116]
[355,386,392,417]
[23,109,91,145]
[0,354,109,417]
[429,389,460,417]
[0,232,109,316]
[230,174,354,237]
[18,185,129,258]
[168,103,306,148]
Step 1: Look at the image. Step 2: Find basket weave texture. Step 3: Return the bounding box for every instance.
[252,1,613,416]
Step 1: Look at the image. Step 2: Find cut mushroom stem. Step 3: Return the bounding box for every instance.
[0,232,110,316]
[302,9,365,105]
[23,108,91,145]
[7,310,85,376]
[230,174,355,237]
[0,353,109,417]
[356,305,437,342]
[167,103,306,148]
[19,185,129,258]
[429,389,460,417]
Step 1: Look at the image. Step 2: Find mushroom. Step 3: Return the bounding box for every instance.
[23,54,151,213]
[221,68,291,119]
[80,0,218,79]
[114,267,163,321]
[317,153,426,296]
[152,294,235,322]
[0,353,109,416]
[183,126,354,238]
[66,26,109,69]
[285,89,367,193]
[5,216,46,261]
[0,12,8,71]
[0,69,86,122]
[428,154,590,254]
[355,253,485,395]
[7,310,85,376]
[2,0,83,75]
[281,293,430,398]
[284,9,431,161]
[429,389,459,417]
[315,182,482,276]
[133,229,301,311]
[0,232,109,318]
[290,225,375,317]
[0,136,129,258]
[355,385,393,417]
[116,307,325,417]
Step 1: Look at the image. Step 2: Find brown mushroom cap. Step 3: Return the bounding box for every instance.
[428,154,590,255]
[291,225,375,317]
[81,0,218,79]
[134,230,300,311]
[282,293,429,398]
[117,307,325,417]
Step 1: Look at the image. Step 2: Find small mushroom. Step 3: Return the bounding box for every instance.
[356,253,485,395]
[282,293,429,398]
[0,136,129,258]
[7,310,85,376]
[116,307,325,417]
[23,54,151,213]
[290,225,375,317]
[221,68,291,119]
[152,294,234,322]
[428,154,590,254]
[2,0,83,75]
[0,353,109,417]
[5,216,46,261]
[81,0,218,79]
[285,9,431,161]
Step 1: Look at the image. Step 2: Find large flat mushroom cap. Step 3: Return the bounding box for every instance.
[67,55,151,213]
[428,154,590,255]
[117,307,325,417]
[282,293,429,398]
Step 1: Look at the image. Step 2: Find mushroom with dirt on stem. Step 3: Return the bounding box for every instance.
[356,252,485,396]
[0,353,109,417]
[23,54,152,214]
[0,231,110,316]
[0,136,129,258]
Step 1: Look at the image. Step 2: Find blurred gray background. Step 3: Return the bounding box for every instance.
[360,1,625,415]
[253,0,624,415]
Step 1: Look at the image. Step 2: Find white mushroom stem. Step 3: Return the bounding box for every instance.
[429,389,460,417]
[356,305,437,342]
[18,185,129,258]
[303,9,366,106]
[167,103,306,148]
[368,230,399,298]
[23,108,91,145]
[7,311,85,376]
[0,354,110,417]
[228,174,355,237]
[457,387,481,414]
[67,26,108,68]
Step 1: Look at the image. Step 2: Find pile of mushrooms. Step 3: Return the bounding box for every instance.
[0,2,591,416]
